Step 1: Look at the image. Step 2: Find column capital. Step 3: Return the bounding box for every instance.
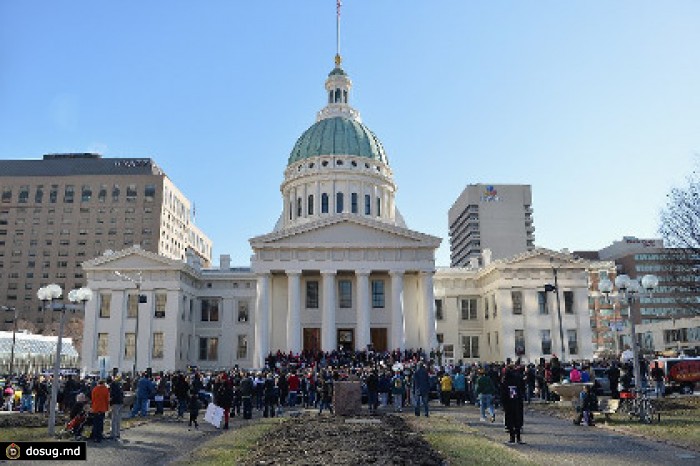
[320,269,337,276]
[286,270,303,276]
[355,269,371,277]
[389,270,405,277]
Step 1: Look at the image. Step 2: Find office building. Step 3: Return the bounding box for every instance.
[448,184,535,267]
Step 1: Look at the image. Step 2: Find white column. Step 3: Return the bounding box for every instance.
[254,273,270,368]
[421,271,437,351]
[355,270,371,351]
[321,270,337,351]
[286,270,302,355]
[390,270,405,351]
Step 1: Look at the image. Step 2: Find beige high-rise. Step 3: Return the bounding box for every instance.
[0,153,212,333]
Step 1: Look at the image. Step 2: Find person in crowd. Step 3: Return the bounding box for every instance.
[453,368,466,406]
[187,392,200,430]
[607,362,621,399]
[131,372,155,417]
[574,384,598,426]
[154,377,166,415]
[3,382,14,411]
[378,371,391,408]
[287,371,300,408]
[68,393,89,440]
[366,369,379,414]
[391,370,405,412]
[318,374,333,415]
[412,362,430,417]
[525,364,536,404]
[34,377,48,413]
[440,371,453,407]
[108,376,124,440]
[240,372,254,420]
[263,374,277,418]
[502,364,525,444]
[19,377,33,413]
[89,379,110,443]
[569,365,582,383]
[651,362,665,398]
[475,368,496,422]
[215,374,234,429]
[173,373,190,420]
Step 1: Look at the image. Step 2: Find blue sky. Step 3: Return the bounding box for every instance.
[1,1,698,266]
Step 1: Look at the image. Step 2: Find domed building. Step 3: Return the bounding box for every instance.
[249,57,442,366]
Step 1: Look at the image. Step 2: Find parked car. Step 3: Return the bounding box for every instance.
[593,368,612,396]
[651,357,700,394]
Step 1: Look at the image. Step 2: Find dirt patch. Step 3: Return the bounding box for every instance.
[240,414,446,466]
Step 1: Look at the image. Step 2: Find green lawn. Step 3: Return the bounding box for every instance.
[406,415,537,466]
[0,426,53,442]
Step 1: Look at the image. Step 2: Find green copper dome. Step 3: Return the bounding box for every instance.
[288,117,388,166]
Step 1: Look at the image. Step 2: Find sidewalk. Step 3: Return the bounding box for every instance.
[434,402,699,466]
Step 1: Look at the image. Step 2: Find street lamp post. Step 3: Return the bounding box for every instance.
[2,306,18,376]
[544,261,566,362]
[598,273,658,420]
[37,284,93,436]
[114,271,143,377]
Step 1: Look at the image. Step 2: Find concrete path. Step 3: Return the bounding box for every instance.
[434,403,699,466]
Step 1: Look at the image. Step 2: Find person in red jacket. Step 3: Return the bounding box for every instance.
[287,372,301,407]
[90,380,110,442]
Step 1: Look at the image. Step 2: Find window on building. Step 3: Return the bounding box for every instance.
[125,293,138,318]
[541,330,552,355]
[35,185,44,203]
[112,185,120,202]
[99,293,111,318]
[155,292,167,318]
[307,194,314,216]
[64,185,74,203]
[98,185,107,202]
[484,296,489,319]
[306,281,319,309]
[567,329,578,355]
[201,298,220,322]
[459,298,477,320]
[126,184,137,198]
[238,301,249,322]
[97,333,109,357]
[371,280,385,308]
[351,193,358,213]
[461,335,479,359]
[564,291,574,314]
[338,280,352,308]
[492,294,497,317]
[321,193,329,213]
[364,194,371,215]
[436,333,444,344]
[435,299,444,320]
[297,197,302,217]
[237,335,248,359]
[81,185,92,202]
[2,188,11,203]
[144,184,156,201]
[538,291,548,314]
[49,185,58,203]
[18,186,29,203]
[443,344,454,359]
[515,329,525,355]
[511,290,523,314]
[376,197,381,216]
[124,333,135,359]
[152,332,164,359]
[199,337,218,360]
[336,192,344,213]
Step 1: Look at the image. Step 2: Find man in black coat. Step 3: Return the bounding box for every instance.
[501,364,525,444]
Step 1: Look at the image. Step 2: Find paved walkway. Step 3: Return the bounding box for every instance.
[435,403,699,466]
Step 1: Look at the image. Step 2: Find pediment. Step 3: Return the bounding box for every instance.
[250,216,441,249]
[497,248,587,268]
[81,246,183,272]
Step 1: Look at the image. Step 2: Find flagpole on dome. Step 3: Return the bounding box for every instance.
[335,0,342,68]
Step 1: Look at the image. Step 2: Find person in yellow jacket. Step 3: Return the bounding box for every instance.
[440,372,453,407]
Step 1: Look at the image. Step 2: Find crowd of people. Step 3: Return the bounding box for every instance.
[1,346,662,444]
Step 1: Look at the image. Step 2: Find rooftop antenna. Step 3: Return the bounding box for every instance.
[335,0,342,67]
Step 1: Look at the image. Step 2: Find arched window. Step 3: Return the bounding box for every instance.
[351,193,358,213]
[297,197,302,218]
[321,193,329,213]
[308,194,314,216]
[376,197,381,217]
[289,202,293,220]
[364,194,371,215]
[328,91,333,104]
[336,192,344,213]
[335,89,341,103]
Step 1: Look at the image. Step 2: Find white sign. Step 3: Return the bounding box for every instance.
[204,403,224,428]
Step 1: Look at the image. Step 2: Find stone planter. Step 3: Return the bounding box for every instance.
[550,382,593,404]
[333,381,362,416]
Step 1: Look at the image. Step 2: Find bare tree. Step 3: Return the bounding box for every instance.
[659,162,700,315]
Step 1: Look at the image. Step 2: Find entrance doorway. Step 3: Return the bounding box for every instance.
[303,328,320,353]
[337,328,354,351]
[371,328,388,352]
